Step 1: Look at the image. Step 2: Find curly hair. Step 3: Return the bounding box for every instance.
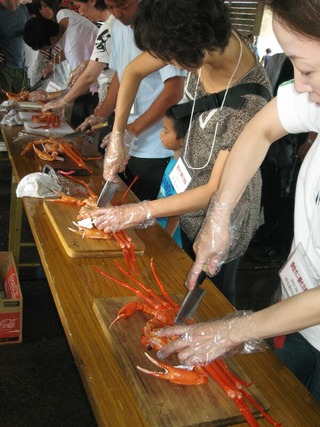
[134,0,231,68]
[268,0,320,40]
[23,17,59,50]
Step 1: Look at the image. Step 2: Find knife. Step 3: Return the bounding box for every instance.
[64,121,109,138]
[174,270,207,324]
[96,180,119,207]
[29,77,45,92]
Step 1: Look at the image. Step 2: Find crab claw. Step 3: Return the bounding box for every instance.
[137,352,208,385]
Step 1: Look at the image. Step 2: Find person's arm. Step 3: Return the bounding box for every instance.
[165,216,180,237]
[112,52,168,133]
[94,72,120,118]
[91,150,229,232]
[127,75,185,136]
[42,60,106,113]
[156,287,320,366]
[186,97,288,288]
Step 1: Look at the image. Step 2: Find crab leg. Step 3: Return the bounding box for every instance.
[61,174,98,199]
[150,258,180,309]
[113,260,168,308]
[137,352,208,386]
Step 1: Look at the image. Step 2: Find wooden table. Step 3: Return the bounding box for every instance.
[2,122,320,426]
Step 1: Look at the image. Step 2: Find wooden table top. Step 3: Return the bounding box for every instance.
[2,122,320,426]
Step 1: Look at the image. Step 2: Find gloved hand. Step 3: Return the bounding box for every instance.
[186,196,233,289]
[42,97,73,114]
[91,201,155,234]
[28,90,49,102]
[101,131,135,181]
[41,61,53,79]
[156,311,262,366]
[186,196,247,290]
[68,61,87,87]
[77,115,106,134]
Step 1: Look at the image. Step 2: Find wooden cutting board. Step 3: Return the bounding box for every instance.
[93,296,269,427]
[23,138,102,175]
[44,201,145,258]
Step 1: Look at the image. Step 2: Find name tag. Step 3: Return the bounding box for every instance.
[169,157,192,193]
[279,242,320,299]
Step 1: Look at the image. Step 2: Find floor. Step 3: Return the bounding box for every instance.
[0,151,281,427]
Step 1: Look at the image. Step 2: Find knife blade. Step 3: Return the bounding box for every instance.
[29,77,45,92]
[64,121,109,138]
[174,271,207,324]
[96,181,119,207]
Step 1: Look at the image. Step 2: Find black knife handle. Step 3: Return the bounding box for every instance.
[194,270,207,288]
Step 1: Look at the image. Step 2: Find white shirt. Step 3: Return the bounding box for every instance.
[277,80,320,350]
[90,15,115,102]
[57,9,98,71]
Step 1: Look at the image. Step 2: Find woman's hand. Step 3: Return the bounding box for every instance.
[41,61,53,79]
[28,90,49,102]
[77,115,107,134]
[156,311,257,366]
[42,98,72,114]
[68,61,88,87]
[101,131,135,181]
[91,201,155,234]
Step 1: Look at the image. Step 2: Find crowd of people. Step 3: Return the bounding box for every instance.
[1,0,320,403]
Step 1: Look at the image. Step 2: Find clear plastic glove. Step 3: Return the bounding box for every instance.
[156,311,263,366]
[42,97,72,114]
[101,131,135,181]
[41,61,53,79]
[186,195,247,290]
[90,201,155,234]
[77,115,106,134]
[28,90,49,102]
[68,61,87,87]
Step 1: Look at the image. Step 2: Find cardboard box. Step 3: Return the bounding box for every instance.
[0,252,23,344]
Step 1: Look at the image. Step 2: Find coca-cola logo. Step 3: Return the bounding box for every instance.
[4,266,20,299]
[0,318,17,330]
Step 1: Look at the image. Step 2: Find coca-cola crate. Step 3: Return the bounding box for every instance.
[0,252,22,344]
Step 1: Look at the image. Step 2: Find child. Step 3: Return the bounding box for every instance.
[157,107,189,247]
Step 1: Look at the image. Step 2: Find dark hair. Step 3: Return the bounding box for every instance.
[134,0,231,68]
[75,0,107,11]
[32,0,60,18]
[23,17,59,50]
[165,107,190,140]
[268,0,320,40]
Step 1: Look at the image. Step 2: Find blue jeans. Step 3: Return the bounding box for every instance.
[274,332,320,401]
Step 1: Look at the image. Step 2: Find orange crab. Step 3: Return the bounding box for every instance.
[21,137,100,174]
[93,260,282,427]
[32,112,61,128]
[3,90,30,102]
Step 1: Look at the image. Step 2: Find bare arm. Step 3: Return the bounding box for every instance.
[113,52,168,132]
[217,97,287,206]
[186,98,289,287]
[127,75,185,136]
[94,72,120,118]
[165,216,180,237]
[62,60,106,104]
[157,287,320,365]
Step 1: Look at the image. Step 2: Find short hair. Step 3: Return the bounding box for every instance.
[165,107,190,140]
[32,0,60,18]
[268,0,320,41]
[23,17,59,50]
[134,0,231,68]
